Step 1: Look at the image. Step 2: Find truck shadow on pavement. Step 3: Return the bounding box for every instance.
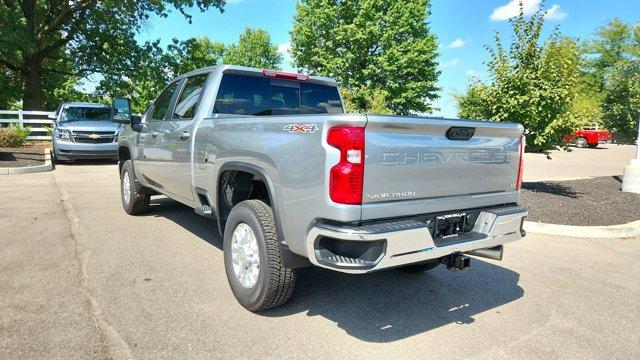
[147,197,524,343]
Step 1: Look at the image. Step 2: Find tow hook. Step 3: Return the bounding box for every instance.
[442,253,470,271]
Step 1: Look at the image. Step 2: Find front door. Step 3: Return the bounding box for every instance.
[136,81,180,189]
[157,73,209,201]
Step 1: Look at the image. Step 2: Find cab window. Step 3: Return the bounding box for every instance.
[173,74,208,120]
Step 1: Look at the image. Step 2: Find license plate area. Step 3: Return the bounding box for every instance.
[433,213,467,239]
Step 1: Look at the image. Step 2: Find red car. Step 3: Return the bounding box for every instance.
[564,128,612,148]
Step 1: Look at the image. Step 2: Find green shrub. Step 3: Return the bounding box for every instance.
[0,124,31,148]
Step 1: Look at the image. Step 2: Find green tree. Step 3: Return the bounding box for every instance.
[290,0,440,114]
[96,41,169,114]
[582,19,639,142]
[0,0,225,110]
[455,6,581,152]
[224,28,282,69]
[0,68,22,109]
[454,83,492,120]
[166,37,227,77]
[602,63,640,143]
[584,19,635,91]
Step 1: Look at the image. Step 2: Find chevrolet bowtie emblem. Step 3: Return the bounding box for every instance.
[89,134,99,140]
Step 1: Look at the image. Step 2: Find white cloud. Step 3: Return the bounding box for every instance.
[544,4,567,20]
[465,69,478,77]
[447,38,466,49]
[490,0,540,21]
[490,0,566,21]
[439,58,460,69]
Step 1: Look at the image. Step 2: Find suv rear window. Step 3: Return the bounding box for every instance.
[214,74,343,116]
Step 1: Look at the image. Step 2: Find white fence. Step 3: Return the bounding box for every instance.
[0,110,54,140]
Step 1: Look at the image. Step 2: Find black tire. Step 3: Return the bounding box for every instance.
[587,143,598,148]
[399,260,440,273]
[119,160,150,215]
[223,200,295,312]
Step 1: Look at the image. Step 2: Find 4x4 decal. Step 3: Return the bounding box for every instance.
[283,124,318,133]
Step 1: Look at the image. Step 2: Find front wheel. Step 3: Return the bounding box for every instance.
[223,200,296,312]
[120,160,150,215]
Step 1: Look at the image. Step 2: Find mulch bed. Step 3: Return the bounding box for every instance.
[520,176,640,226]
[0,147,46,168]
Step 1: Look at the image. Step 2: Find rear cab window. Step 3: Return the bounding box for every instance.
[213,73,343,116]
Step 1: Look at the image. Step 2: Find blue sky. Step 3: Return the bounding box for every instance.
[138,0,640,117]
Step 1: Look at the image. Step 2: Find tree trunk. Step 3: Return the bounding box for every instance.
[22,61,45,111]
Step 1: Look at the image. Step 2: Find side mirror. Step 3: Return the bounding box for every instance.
[112,98,132,124]
[131,115,144,132]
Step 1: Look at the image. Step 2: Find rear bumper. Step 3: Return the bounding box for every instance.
[306,205,527,274]
[54,139,118,160]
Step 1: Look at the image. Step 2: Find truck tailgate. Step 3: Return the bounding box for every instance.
[362,115,523,204]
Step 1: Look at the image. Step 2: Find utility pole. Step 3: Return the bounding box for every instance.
[622,115,640,193]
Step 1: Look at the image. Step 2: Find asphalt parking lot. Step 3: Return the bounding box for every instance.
[1,161,639,359]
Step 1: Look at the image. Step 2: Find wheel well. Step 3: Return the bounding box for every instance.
[118,146,131,172]
[218,169,271,233]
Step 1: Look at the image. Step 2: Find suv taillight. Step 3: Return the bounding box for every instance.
[327,126,365,205]
[516,135,525,190]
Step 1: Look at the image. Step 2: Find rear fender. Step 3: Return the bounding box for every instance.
[216,162,311,269]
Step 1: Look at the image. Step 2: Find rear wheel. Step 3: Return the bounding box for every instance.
[223,200,295,312]
[120,160,150,215]
[575,137,588,148]
[400,260,440,273]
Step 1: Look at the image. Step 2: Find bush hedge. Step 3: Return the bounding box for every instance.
[0,124,30,148]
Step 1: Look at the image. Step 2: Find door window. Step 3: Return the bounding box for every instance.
[173,74,209,120]
[151,82,179,121]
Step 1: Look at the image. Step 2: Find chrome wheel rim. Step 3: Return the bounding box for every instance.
[231,223,260,289]
[122,171,131,204]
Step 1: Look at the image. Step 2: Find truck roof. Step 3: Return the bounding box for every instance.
[175,65,339,87]
[62,102,110,108]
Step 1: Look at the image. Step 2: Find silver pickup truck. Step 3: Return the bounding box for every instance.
[112,65,527,312]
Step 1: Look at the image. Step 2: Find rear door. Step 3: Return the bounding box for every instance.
[157,73,209,201]
[362,116,523,203]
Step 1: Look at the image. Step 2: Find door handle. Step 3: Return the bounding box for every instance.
[180,132,191,140]
[151,131,159,137]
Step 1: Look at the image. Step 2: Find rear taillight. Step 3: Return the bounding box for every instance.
[327,126,365,205]
[516,135,525,190]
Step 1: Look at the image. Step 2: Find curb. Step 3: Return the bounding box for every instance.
[524,220,640,239]
[0,148,53,175]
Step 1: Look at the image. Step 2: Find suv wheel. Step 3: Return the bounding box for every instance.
[223,200,296,311]
[120,160,150,215]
